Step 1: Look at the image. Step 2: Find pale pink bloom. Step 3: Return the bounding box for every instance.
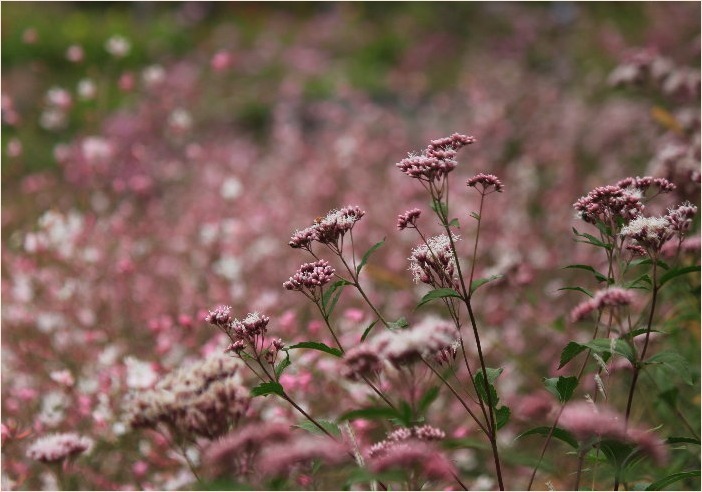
[560,402,668,465]
[409,233,460,288]
[141,65,166,89]
[118,72,135,92]
[621,215,674,252]
[22,27,38,44]
[77,79,97,100]
[515,391,555,421]
[49,370,74,387]
[105,35,131,58]
[369,440,456,482]
[211,50,233,71]
[45,87,72,110]
[466,173,504,193]
[26,433,93,462]
[665,202,697,237]
[341,345,383,381]
[168,108,193,134]
[283,260,335,291]
[573,185,644,225]
[371,316,456,367]
[81,137,113,165]
[258,434,349,476]
[7,138,22,158]
[65,44,84,63]
[570,287,636,322]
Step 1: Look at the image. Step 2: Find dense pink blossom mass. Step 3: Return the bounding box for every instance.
[1,2,699,491]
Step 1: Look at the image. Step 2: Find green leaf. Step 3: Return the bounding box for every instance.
[645,351,693,385]
[581,338,635,363]
[275,352,291,379]
[474,368,502,408]
[543,376,578,403]
[288,341,343,358]
[659,265,700,287]
[598,439,634,469]
[559,341,587,369]
[294,420,341,438]
[558,286,594,297]
[388,317,409,330]
[624,273,653,290]
[430,199,448,218]
[356,238,385,275]
[495,406,510,430]
[397,401,413,426]
[361,319,379,342]
[564,264,610,283]
[321,280,351,313]
[448,218,460,228]
[251,381,285,398]
[645,470,700,490]
[470,274,503,294]
[470,211,481,221]
[571,230,613,250]
[418,386,440,414]
[416,287,462,309]
[338,406,400,422]
[658,388,678,409]
[517,426,579,449]
[665,436,701,446]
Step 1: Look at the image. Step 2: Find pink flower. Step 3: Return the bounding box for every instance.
[369,440,456,482]
[283,260,335,292]
[26,433,93,462]
[211,50,233,71]
[257,434,350,477]
[397,208,422,230]
[466,173,504,193]
[570,287,636,322]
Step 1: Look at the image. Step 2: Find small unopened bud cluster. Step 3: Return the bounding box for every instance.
[409,233,460,289]
[207,309,283,363]
[396,133,475,183]
[397,208,421,230]
[466,173,504,194]
[289,205,365,251]
[283,260,335,298]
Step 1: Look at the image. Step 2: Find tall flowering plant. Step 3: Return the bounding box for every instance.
[203,134,515,490]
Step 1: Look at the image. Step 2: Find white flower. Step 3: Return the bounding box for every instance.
[125,356,158,389]
[105,35,131,58]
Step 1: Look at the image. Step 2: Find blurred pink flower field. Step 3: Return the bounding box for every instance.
[1,3,700,491]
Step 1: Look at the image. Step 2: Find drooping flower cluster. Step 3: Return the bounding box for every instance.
[341,317,457,376]
[560,402,668,465]
[283,260,335,299]
[397,208,422,230]
[368,425,446,458]
[466,173,504,194]
[570,287,636,322]
[26,433,93,463]
[126,353,250,438]
[409,233,461,288]
[396,133,475,182]
[289,205,365,250]
[665,202,698,238]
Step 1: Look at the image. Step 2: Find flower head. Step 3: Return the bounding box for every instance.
[570,287,636,322]
[283,260,335,292]
[26,433,93,462]
[396,133,474,182]
[371,316,456,367]
[621,215,674,253]
[397,208,422,230]
[467,173,504,193]
[573,185,644,225]
[409,233,460,288]
[341,345,384,381]
[665,202,697,237]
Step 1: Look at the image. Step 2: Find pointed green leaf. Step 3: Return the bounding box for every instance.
[470,211,481,221]
[517,426,578,449]
[361,319,379,342]
[356,238,385,275]
[645,351,693,385]
[418,386,440,414]
[474,368,502,408]
[251,381,285,398]
[659,265,700,287]
[275,352,291,379]
[294,420,341,438]
[470,274,503,294]
[388,317,409,330]
[645,470,701,490]
[495,406,510,430]
[416,288,462,309]
[448,218,460,228]
[543,376,578,403]
[564,264,610,282]
[321,280,351,313]
[665,436,701,446]
[288,341,343,358]
[338,406,400,422]
[559,341,587,369]
[581,338,635,363]
[558,286,594,297]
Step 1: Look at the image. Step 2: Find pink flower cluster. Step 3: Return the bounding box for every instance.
[396,133,475,182]
[409,233,460,288]
[573,185,645,225]
[467,173,505,194]
[283,260,335,292]
[396,208,422,230]
[26,432,93,463]
[560,402,668,465]
[368,424,446,457]
[570,287,636,322]
[289,205,365,250]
